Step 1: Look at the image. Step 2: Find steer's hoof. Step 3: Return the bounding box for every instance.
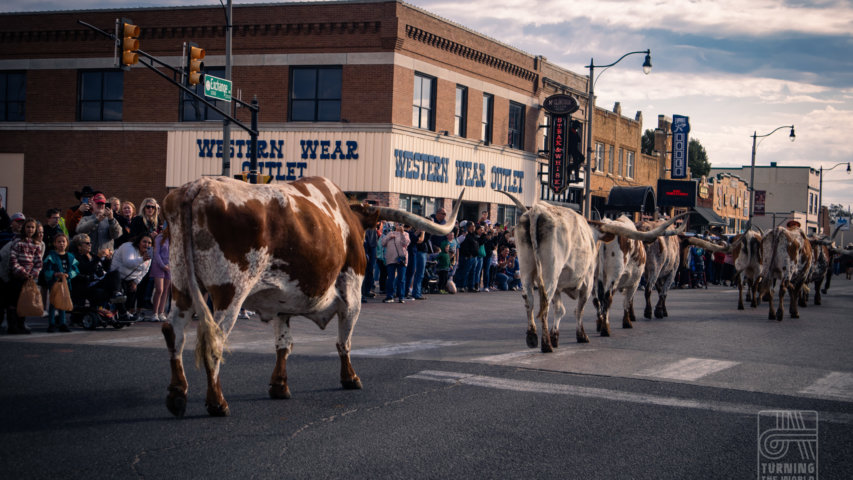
[206,402,230,417]
[342,377,363,390]
[775,310,784,322]
[269,384,292,399]
[576,330,590,343]
[622,318,633,329]
[540,337,553,353]
[166,394,187,418]
[549,330,559,348]
[526,329,538,349]
[600,325,611,337]
[737,304,744,310]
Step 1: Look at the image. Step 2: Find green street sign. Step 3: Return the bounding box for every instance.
[204,74,232,102]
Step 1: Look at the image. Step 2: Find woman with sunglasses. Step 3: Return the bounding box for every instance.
[128,198,161,316]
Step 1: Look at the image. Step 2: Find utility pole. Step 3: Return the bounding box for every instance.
[222,0,233,178]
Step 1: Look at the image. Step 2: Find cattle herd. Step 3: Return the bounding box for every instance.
[158,177,851,417]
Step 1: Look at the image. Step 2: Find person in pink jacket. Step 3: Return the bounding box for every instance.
[380,223,410,303]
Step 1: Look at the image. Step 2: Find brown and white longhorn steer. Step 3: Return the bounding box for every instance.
[161,176,461,417]
[593,216,647,335]
[759,225,813,321]
[498,192,683,351]
[638,218,687,319]
[732,229,763,310]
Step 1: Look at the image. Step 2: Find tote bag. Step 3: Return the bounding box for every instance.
[50,276,74,312]
[17,278,44,317]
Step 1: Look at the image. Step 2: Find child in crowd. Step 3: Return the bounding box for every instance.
[436,241,452,293]
[43,233,79,332]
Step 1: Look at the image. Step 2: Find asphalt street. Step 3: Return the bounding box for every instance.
[1,276,852,479]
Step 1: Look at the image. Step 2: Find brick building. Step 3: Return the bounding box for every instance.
[1,0,605,225]
[696,173,749,234]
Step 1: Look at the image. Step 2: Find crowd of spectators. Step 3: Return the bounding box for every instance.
[363,209,520,304]
[1,186,168,334]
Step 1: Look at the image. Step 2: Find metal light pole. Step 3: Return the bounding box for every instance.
[583,50,652,219]
[818,162,851,234]
[221,0,233,178]
[747,125,795,229]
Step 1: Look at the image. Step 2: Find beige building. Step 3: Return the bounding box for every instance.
[709,164,820,233]
[697,173,749,234]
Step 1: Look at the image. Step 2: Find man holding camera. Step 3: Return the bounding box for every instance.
[381,222,410,304]
[76,193,122,255]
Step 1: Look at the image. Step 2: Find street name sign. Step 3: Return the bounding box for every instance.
[204,74,232,102]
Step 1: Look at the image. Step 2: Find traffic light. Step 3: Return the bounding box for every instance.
[118,18,140,69]
[185,42,205,86]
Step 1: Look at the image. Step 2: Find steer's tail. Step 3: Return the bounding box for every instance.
[178,180,225,369]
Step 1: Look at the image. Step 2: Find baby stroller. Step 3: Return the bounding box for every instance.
[70,272,135,330]
[422,258,440,294]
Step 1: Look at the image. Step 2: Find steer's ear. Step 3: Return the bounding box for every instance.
[349,203,380,231]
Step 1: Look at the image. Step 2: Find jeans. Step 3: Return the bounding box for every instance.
[48,305,67,327]
[385,263,407,300]
[362,247,377,297]
[456,256,471,288]
[496,273,521,291]
[408,252,427,298]
[466,256,483,290]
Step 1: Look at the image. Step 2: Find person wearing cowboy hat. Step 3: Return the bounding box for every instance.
[64,186,100,234]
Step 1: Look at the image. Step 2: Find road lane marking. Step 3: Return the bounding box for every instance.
[349,340,463,357]
[800,372,853,402]
[407,370,853,424]
[475,349,592,366]
[635,357,739,381]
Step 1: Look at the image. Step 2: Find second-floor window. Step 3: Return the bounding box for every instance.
[618,148,624,176]
[626,150,635,178]
[412,73,435,130]
[594,142,604,172]
[181,67,225,121]
[608,144,615,174]
[1,71,26,121]
[78,70,123,121]
[290,66,342,122]
[508,101,524,150]
[482,93,494,144]
[454,85,467,137]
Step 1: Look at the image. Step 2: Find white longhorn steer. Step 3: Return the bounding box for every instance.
[498,192,683,351]
[161,176,462,417]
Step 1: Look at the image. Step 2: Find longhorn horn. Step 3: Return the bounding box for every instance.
[830,222,844,241]
[830,246,853,258]
[370,189,465,236]
[495,190,528,213]
[751,224,764,236]
[596,212,688,242]
[686,236,731,253]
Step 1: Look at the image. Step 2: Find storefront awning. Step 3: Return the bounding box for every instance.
[605,186,656,213]
[690,206,727,226]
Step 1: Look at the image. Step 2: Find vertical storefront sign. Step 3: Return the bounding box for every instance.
[753,190,766,216]
[549,114,568,194]
[671,114,690,179]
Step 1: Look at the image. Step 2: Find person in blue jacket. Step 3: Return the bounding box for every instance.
[43,233,79,332]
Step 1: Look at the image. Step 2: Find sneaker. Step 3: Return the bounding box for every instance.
[483,288,490,292]
[396,298,405,304]
[47,325,56,333]
[365,292,376,298]
[382,297,395,303]
[413,296,426,300]
[109,292,127,304]
[58,324,71,332]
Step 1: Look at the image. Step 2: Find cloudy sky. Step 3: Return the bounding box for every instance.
[4,0,853,207]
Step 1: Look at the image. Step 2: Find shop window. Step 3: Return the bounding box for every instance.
[412,72,435,130]
[1,71,25,121]
[399,194,437,217]
[496,204,518,227]
[482,93,493,145]
[78,70,123,121]
[508,101,524,149]
[290,66,342,122]
[454,85,467,137]
[181,67,226,121]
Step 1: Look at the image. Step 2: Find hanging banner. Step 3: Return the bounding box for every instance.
[753,190,766,216]
[548,114,569,194]
[671,114,690,179]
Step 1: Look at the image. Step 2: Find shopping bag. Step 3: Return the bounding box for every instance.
[17,278,44,317]
[50,276,74,312]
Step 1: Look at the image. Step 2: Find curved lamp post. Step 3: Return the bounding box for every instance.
[747,125,795,229]
[583,50,652,219]
[818,161,852,234]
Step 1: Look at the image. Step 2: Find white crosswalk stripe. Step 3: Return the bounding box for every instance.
[800,372,853,402]
[634,357,739,381]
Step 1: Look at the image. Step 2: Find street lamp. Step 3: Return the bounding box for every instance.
[818,162,852,234]
[583,50,652,219]
[747,125,795,229]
